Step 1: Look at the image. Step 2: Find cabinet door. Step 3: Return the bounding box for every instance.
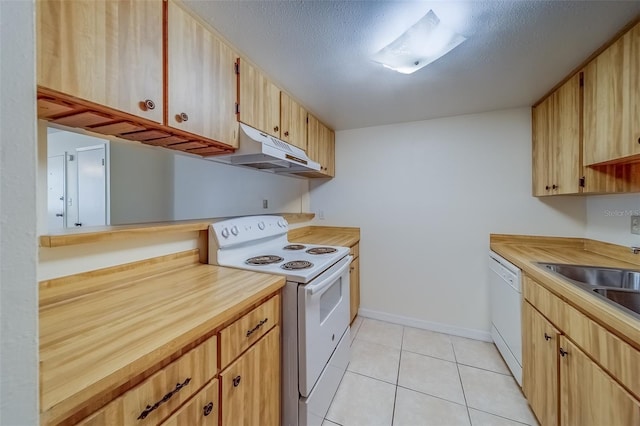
[584,22,640,165]
[220,326,280,426]
[37,0,163,123]
[349,257,360,323]
[167,1,238,147]
[560,336,640,426]
[522,302,560,426]
[553,74,581,194]
[532,74,581,196]
[237,59,281,138]
[160,379,218,426]
[532,97,553,196]
[280,92,308,151]
[307,114,335,177]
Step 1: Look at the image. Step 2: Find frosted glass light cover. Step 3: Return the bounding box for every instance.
[373,10,466,74]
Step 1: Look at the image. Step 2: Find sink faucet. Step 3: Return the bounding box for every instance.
[632,247,640,255]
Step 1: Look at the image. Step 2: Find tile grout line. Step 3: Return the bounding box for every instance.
[390,326,405,426]
[452,340,474,426]
[470,407,534,426]
[395,384,469,408]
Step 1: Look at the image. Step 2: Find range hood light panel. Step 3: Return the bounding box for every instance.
[373,10,466,74]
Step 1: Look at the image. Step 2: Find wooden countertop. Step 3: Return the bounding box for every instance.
[288,226,360,248]
[39,250,285,424]
[39,212,315,248]
[490,234,640,349]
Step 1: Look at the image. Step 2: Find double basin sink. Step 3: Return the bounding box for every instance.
[538,263,640,318]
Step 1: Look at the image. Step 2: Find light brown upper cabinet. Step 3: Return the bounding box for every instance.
[584,21,640,165]
[532,74,581,196]
[237,59,281,138]
[37,0,163,123]
[307,114,336,178]
[167,1,238,148]
[280,92,308,151]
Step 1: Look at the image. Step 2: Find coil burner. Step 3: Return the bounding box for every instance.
[281,260,314,270]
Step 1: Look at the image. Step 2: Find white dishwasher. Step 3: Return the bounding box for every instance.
[489,250,523,386]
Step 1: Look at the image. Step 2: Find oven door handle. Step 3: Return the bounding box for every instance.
[308,256,352,295]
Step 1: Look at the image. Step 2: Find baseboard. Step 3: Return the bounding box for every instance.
[357,308,492,342]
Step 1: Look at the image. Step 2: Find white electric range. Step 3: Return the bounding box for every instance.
[208,215,352,426]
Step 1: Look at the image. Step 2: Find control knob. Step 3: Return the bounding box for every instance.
[258,221,265,230]
[221,228,230,238]
[231,226,239,236]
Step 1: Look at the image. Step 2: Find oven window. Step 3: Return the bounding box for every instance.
[320,278,342,323]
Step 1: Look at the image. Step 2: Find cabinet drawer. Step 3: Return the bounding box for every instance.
[220,295,280,367]
[78,336,217,426]
[160,379,218,426]
[523,276,567,329]
[562,302,640,400]
[350,243,359,259]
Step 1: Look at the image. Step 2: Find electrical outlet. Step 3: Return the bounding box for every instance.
[318,210,325,220]
[632,216,640,235]
[263,199,268,209]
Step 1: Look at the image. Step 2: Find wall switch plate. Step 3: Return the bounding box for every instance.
[318,210,325,220]
[632,216,640,235]
[262,199,268,209]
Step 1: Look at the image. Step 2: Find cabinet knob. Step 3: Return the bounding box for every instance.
[552,184,558,190]
[559,348,568,357]
[140,99,155,111]
[274,125,279,132]
[176,112,189,122]
[203,402,214,416]
[232,375,241,387]
[544,333,551,341]
[284,131,289,137]
[637,137,640,145]
[545,185,550,191]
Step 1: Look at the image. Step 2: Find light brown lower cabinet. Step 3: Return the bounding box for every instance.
[523,277,640,425]
[350,256,360,323]
[160,379,218,426]
[74,294,281,426]
[522,302,559,426]
[559,337,640,426]
[220,326,281,426]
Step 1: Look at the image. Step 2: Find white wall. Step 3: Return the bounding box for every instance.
[586,194,640,246]
[0,0,39,423]
[310,108,586,336]
[173,155,309,219]
[109,139,175,224]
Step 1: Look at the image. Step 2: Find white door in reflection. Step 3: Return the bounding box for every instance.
[47,154,66,231]
[76,145,107,227]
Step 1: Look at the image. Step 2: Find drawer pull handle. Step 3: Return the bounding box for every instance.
[559,348,568,357]
[233,375,242,387]
[203,402,214,416]
[137,377,191,420]
[544,333,551,341]
[246,318,268,337]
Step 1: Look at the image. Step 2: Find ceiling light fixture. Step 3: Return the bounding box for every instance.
[372,9,466,74]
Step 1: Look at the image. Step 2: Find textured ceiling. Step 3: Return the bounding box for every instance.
[183,1,640,131]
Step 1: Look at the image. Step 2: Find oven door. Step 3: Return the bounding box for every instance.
[298,255,352,397]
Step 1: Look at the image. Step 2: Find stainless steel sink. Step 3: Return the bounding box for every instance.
[593,288,640,315]
[539,263,640,290]
[537,262,640,318]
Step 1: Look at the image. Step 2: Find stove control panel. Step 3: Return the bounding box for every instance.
[209,215,289,249]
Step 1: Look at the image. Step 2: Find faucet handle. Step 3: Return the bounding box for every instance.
[631,247,640,255]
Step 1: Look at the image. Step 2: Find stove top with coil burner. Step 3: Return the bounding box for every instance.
[208,216,350,283]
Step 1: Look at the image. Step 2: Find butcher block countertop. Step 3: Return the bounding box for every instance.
[39,249,285,424]
[490,234,640,349]
[289,225,360,248]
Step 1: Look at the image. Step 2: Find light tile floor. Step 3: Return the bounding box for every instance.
[324,317,539,426]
